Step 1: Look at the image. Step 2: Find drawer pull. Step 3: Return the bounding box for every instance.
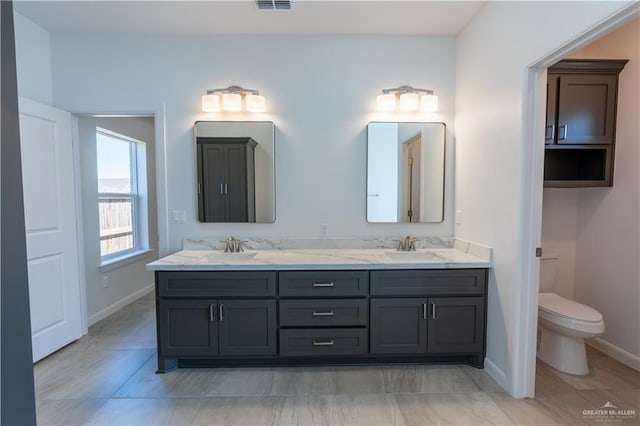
[432,303,436,320]
[312,310,334,316]
[312,339,334,346]
[312,282,334,287]
[209,304,215,322]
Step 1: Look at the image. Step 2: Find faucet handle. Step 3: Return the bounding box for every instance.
[393,240,405,251]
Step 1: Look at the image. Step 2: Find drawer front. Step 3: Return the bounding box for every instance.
[370,269,487,296]
[157,271,276,297]
[279,299,368,327]
[279,271,368,297]
[279,328,368,356]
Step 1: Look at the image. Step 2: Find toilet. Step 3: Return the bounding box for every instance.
[537,254,605,375]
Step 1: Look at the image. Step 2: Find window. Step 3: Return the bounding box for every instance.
[96,129,148,261]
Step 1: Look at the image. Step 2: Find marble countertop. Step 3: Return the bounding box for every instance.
[146,247,491,271]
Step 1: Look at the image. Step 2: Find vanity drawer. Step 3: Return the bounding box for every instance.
[279,299,368,327]
[370,269,487,296]
[157,271,276,298]
[279,328,368,356]
[279,271,368,297]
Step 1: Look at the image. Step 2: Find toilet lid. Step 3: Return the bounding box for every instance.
[539,293,603,323]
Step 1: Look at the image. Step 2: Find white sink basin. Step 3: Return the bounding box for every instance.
[202,252,257,262]
[385,251,442,261]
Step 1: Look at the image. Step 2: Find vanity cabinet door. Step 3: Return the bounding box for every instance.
[427,297,485,354]
[158,299,218,357]
[370,298,428,355]
[218,299,277,356]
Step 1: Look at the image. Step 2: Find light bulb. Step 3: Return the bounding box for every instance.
[399,93,419,111]
[420,94,438,112]
[201,94,220,112]
[246,94,266,112]
[376,94,396,111]
[222,93,242,111]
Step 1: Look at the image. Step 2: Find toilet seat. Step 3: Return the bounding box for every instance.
[538,292,604,334]
[538,293,603,322]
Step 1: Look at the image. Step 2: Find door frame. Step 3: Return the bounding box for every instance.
[519,4,639,398]
[70,103,169,332]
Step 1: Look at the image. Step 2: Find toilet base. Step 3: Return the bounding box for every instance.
[537,327,589,375]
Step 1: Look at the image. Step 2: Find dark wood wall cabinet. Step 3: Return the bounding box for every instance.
[155,268,488,372]
[197,137,257,222]
[545,59,627,187]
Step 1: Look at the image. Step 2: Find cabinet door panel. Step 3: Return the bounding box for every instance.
[159,299,218,357]
[225,145,249,222]
[557,74,616,145]
[370,298,428,354]
[201,144,227,222]
[427,297,484,354]
[218,299,277,356]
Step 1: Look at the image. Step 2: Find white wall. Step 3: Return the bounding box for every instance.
[13,12,52,104]
[455,1,633,396]
[77,117,158,320]
[541,189,579,298]
[572,19,640,362]
[49,35,457,252]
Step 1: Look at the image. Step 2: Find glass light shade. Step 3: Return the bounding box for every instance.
[420,94,439,112]
[376,93,396,111]
[222,93,242,111]
[201,94,220,112]
[245,94,266,112]
[399,93,419,111]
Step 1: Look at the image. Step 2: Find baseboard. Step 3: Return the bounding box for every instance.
[87,282,154,327]
[588,338,640,372]
[484,357,509,392]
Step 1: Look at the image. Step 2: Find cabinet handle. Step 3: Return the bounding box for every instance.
[422,303,427,320]
[558,124,568,141]
[209,304,215,322]
[219,304,224,322]
[224,183,228,194]
[312,340,334,346]
[312,282,334,287]
[545,124,555,142]
[312,310,334,316]
[432,303,436,320]
[220,183,224,194]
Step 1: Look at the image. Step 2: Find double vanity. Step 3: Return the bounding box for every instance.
[147,240,491,373]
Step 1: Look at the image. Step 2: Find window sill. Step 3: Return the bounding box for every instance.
[99,249,154,273]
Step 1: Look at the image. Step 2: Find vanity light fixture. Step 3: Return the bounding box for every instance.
[201,85,266,113]
[376,86,438,112]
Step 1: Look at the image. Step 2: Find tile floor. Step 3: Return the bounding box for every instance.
[34,293,640,425]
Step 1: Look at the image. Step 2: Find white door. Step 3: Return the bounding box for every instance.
[19,98,83,362]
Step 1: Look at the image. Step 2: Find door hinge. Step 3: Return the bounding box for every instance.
[535,247,542,258]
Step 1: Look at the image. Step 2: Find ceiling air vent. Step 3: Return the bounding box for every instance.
[256,0,291,10]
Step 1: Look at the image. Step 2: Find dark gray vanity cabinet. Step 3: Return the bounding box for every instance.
[155,271,277,372]
[545,59,628,187]
[155,268,488,371]
[369,269,487,363]
[197,137,256,222]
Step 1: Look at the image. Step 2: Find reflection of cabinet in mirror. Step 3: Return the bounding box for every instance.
[197,137,256,222]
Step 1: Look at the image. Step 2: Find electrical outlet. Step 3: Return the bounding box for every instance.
[320,223,329,236]
[455,209,463,225]
[102,275,110,288]
[171,210,187,224]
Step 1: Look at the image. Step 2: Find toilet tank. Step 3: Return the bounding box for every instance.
[539,253,558,292]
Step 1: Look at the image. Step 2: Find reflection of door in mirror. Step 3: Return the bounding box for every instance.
[198,138,256,222]
[367,122,445,223]
[401,134,422,222]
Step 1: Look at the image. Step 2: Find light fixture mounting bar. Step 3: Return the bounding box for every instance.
[206,85,260,96]
[382,86,434,95]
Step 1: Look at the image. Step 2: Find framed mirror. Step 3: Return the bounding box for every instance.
[195,121,275,223]
[367,122,445,223]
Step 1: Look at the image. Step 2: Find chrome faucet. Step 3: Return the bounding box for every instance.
[395,235,417,251]
[221,236,245,253]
